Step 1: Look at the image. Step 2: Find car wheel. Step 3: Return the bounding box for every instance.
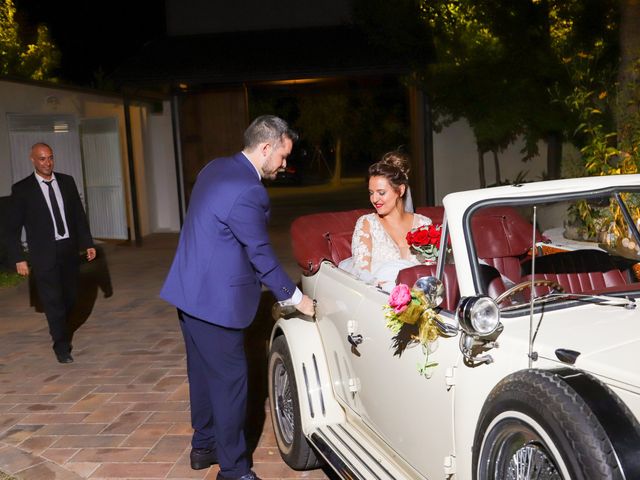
[268,335,320,470]
[474,369,621,480]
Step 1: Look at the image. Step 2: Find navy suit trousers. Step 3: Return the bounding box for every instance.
[179,310,250,477]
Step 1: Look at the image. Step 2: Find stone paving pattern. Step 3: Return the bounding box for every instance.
[0,234,331,480]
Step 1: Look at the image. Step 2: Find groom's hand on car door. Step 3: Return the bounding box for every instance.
[295,295,315,317]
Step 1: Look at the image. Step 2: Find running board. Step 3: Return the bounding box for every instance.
[309,423,410,480]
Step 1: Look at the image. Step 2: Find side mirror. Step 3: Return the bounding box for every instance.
[414,276,444,308]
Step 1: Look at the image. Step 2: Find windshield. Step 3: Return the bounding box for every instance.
[468,189,640,309]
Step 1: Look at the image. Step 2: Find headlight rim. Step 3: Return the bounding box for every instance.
[457,295,501,337]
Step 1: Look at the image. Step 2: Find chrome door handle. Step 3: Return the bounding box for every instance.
[347,334,363,348]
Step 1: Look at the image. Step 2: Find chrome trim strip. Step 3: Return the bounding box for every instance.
[312,354,326,416]
[302,362,314,418]
[332,424,397,480]
[310,431,364,480]
[326,425,383,480]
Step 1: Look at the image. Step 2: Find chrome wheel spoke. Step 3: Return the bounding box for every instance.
[506,443,561,480]
[273,361,295,444]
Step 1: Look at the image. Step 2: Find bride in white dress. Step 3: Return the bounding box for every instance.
[347,151,432,291]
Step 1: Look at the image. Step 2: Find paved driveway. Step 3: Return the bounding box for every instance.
[0,233,331,480]
[0,180,370,479]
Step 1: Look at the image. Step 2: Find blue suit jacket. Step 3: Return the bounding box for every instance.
[160,153,297,328]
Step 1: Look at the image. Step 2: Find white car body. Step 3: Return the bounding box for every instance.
[269,174,640,480]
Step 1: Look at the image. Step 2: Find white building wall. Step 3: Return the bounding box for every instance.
[0,82,69,195]
[0,80,128,198]
[432,118,548,204]
[0,79,180,234]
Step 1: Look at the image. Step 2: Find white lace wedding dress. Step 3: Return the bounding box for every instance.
[342,213,432,291]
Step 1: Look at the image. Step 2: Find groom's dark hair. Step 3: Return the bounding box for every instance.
[243,115,299,150]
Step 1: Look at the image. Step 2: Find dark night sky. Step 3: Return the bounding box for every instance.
[14,0,166,86]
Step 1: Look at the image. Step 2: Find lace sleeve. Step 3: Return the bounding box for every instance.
[352,215,373,271]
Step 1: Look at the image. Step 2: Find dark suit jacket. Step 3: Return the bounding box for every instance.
[160,152,297,329]
[7,172,94,271]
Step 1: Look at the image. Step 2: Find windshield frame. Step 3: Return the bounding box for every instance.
[461,185,640,312]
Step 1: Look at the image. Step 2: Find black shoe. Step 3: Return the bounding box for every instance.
[56,352,74,364]
[190,447,217,470]
[216,471,261,480]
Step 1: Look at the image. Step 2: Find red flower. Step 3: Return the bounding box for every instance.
[426,224,441,246]
[415,228,431,245]
[406,224,442,263]
[405,229,415,244]
[406,224,441,247]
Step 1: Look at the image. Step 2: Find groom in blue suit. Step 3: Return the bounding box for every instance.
[161,115,314,480]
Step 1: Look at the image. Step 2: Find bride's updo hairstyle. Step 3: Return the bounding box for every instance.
[368,150,411,194]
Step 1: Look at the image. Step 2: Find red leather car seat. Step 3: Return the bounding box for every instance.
[290,206,445,276]
[471,206,541,283]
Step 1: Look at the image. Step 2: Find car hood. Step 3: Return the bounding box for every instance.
[519,302,640,389]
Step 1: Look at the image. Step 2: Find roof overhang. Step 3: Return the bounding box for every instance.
[110,25,431,93]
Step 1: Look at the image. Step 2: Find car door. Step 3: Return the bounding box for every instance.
[349,286,460,479]
[313,266,367,415]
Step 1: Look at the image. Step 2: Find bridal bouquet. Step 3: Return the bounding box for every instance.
[406,224,442,264]
[383,283,442,377]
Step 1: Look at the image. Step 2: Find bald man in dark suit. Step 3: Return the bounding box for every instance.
[7,143,96,363]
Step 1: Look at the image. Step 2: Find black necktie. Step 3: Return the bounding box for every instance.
[43,180,66,236]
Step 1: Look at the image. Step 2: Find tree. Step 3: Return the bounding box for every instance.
[553,1,639,178]
[249,79,411,185]
[354,0,621,186]
[0,0,59,80]
[617,0,640,153]
[354,0,549,186]
[297,93,349,185]
[417,0,614,186]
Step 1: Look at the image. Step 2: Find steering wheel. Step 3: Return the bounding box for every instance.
[495,279,564,305]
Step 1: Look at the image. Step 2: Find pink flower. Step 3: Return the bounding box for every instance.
[388,284,412,313]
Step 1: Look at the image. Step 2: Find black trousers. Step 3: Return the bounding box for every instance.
[32,239,79,355]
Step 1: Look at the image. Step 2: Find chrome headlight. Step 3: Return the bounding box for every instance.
[457,295,500,336]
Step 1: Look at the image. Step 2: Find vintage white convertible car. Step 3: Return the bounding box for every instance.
[268,175,640,480]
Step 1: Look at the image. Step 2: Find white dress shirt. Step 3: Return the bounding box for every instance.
[35,172,70,241]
